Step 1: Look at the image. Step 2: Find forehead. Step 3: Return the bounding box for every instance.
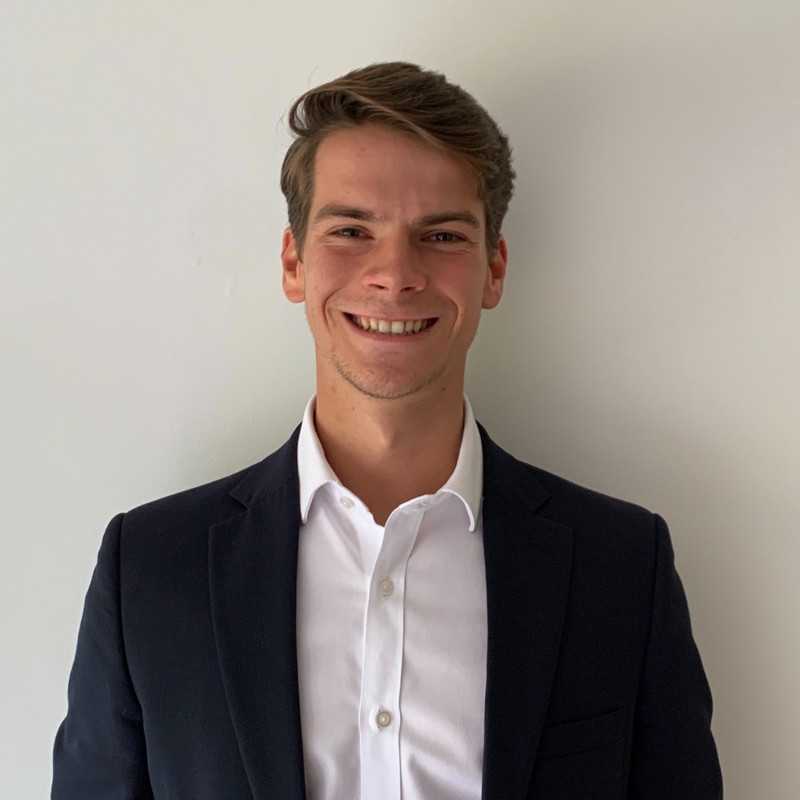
[311,125,482,216]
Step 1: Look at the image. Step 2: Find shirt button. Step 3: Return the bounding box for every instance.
[376,708,392,729]
[339,496,354,509]
[379,578,394,598]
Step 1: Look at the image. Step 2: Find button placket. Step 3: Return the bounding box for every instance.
[358,507,424,800]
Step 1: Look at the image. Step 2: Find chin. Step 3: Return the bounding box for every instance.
[337,364,447,402]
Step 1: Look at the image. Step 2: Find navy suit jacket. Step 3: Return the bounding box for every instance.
[53,426,722,799]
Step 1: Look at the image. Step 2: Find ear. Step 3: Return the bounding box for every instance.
[482,236,508,310]
[281,227,306,303]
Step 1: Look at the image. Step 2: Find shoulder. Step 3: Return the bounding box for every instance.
[119,427,300,548]
[479,424,661,558]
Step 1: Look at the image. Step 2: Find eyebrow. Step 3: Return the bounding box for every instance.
[312,204,481,230]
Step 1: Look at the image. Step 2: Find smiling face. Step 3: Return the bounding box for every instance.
[281,124,507,403]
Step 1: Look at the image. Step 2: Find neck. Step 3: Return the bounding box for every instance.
[313,382,466,526]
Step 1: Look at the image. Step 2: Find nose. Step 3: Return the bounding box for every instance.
[362,236,427,295]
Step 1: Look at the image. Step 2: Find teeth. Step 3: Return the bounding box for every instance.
[351,316,432,335]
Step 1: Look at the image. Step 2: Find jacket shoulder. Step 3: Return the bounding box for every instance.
[480,424,659,545]
[480,423,654,517]
[121,427,300,542]
[528,459,654,527]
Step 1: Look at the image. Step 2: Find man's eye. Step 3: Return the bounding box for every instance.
[333,227,365,238]
[427,231,462,243]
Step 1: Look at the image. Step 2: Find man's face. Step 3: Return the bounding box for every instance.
[281,124,507,402]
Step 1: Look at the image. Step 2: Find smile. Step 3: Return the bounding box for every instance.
[346,314,436,335]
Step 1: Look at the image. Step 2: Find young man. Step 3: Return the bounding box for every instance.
[53,63,722,799]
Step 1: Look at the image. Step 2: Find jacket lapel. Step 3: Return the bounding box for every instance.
[209,429,307,800]
[479,428,574,800]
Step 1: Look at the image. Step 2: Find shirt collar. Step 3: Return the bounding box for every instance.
[297,396,483,531]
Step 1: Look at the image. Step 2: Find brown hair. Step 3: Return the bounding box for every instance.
[280,62,515,255]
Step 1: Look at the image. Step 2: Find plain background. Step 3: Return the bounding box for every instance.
[2,1,798,797]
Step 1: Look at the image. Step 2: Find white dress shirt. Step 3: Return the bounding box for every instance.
[295,397,487,800]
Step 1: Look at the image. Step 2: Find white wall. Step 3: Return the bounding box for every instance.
[2,1,798,796]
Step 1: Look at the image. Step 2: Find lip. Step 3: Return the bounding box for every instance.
[344,312,438,340]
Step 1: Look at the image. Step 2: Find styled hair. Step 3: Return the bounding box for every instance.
[280,62,515,255]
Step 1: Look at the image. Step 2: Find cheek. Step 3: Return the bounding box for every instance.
[309,254,354,293]
[303,271,346,327]
[438,272,487,317]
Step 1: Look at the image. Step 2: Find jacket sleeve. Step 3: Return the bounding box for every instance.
[52,513,154,800]
[628,514,723,798]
